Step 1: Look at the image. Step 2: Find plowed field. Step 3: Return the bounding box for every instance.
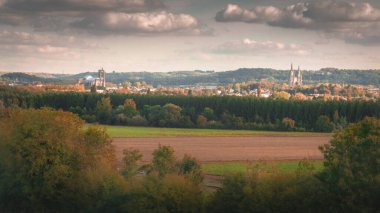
[113,136,331,162]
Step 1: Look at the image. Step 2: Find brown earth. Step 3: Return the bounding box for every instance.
[112,136,331,163]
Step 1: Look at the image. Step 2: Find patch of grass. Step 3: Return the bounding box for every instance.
[94,125,330,138]
[202,161,324,175]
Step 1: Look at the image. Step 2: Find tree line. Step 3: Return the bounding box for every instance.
[0,108,379,212]
[0,87,379,132]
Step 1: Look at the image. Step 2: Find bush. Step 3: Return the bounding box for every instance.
[121,175,204,213]
[208,165,331,213]
[127,115,148,126]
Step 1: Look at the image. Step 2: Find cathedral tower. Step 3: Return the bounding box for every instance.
[98,68,106,88]
[289,64,302,87]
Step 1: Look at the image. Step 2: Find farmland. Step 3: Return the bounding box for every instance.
[112,136,330,162]
[105,125,331,175]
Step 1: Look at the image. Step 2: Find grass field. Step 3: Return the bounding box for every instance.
[201,161,324,175]
[97,125,330,138]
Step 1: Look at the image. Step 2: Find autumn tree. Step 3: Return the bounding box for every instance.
[124,98,137,110]
[197,115,208,127]
[0,108,121,212]
[114,98,138,119]
[0,100,5,116]
[272,91,291,100]
[282,117,296,130]
[292,92,308,100]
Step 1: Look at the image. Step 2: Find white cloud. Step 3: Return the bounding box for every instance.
[215,3,312,28]
[0,30,90,59]
[213,38,310,56]
[73,11,200,34]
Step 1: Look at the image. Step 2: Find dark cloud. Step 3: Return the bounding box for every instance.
[2,0,165,12]
[303,1,380,22]
[215,1,380,45]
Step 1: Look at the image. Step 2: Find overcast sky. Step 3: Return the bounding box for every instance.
[1,0,380,73]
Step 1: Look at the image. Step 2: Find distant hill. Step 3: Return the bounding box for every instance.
[2,68,380,86]
[61,68,380,86]
[1,72,59,84]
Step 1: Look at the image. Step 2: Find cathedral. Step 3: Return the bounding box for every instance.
[289,64,302,87]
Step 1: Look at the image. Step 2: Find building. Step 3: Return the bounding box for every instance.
[78,68,106,91]
[98,68,106,88]
[289,64,302,87]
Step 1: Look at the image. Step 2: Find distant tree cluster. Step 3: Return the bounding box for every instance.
[0,87,379,132]
[1,108,379,212]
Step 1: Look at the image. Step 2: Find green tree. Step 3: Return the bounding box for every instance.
[203,107,215,120]
[315,115,335,132]
[319,117,380,212]
[143,105,166,126]
[162,103,183,126]
[121,148,143,178]
[96,96,113,123]
[178,155,203,185]
[152,145,176,177]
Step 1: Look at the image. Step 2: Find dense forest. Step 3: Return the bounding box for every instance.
[2,68,380,86]
[1,87,379,132]
[0,108,379,212]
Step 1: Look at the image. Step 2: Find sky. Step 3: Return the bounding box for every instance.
[1,0,380,73]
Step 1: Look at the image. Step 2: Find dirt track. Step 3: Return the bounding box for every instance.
[113,136,331,162]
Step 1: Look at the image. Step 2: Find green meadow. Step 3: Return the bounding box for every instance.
[98,125,330,138]
[201,161,324,175]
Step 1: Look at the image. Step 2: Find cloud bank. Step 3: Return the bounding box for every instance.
[216,1,380,45]
[0,0,206,35]
[0,30,96,59]
[72,11,199,34]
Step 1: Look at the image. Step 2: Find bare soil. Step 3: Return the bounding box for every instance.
[112,135,331,163]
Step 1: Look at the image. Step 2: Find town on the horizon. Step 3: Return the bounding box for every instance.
[1,65,379,101]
